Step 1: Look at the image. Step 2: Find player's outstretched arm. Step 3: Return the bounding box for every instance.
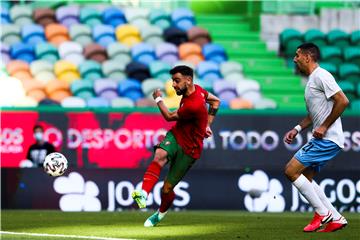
[153,89,179,122]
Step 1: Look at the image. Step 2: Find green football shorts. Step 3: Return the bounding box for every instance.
[156,131,196,186]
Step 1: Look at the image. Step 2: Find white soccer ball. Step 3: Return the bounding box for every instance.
[43,152,68,177]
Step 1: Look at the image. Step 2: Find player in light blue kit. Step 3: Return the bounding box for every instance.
[284,43,349,232]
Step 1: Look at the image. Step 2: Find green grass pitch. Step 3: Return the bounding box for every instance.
[1,210,359,240]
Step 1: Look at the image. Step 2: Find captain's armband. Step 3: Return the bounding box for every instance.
[208,106,218,116]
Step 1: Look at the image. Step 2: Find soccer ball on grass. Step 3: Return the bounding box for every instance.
[43,152,68,177]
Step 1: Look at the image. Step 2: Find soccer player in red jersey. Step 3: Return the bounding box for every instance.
[132,65,220,227]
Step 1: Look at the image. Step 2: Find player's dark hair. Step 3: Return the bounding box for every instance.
[297,43,320,62]
[169,65,193,78]
[33,124,44,132]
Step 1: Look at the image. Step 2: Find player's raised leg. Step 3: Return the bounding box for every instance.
[132,148,168,209]
[285,158,332,232]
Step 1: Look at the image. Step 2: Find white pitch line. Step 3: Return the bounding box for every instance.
[0,231,136,240]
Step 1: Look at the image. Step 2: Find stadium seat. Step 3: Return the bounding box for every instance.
[38,98,61,106]
[327,30,349,49]
[164,27,188,46]
[253,98,277,109]
[79,60,103,81]
[22,79,46,102]
[111,97,135,108]
[56,5,79,28]
[115,24,142,47]
[136,98,157,107]
[58,41,84,66]
[320,62,338,80]
[338,63,360,83]
[320,46,343,66]
[163,95,181,108]
[280,29,303,57]
[118,78,144,101]
[45,79,71,102]
[1,24,21,45]
[30,60,56,84]
[125,8,150,30]
[69,24,93,47]
[343,46,360,67]
[92,24,116,48]
[87,97,110,107]
[141,78,165,98]
[203,43,227,64]
[149,61,171,81]
[13,95,39,107]
[351,99,360,111]
[149,9,171,30]
[171,8,195,31]
[80,7,102,27]
[350,30,360,45]
[173,60,196,70]
[194,78,213,93]
[45,23,70,46]
[94,79,118,100]
[102,59,126,80]
[70,80,95,99]
[10,4,33,26]
[131,43,156,66]
[220,61,243,79]
[33,8,56,27]
[1,7,10,24]
[83,43,107,63]
[54,60,80,84]
[155,42,179,65]
[236,80,261,98]
[6,60,32,80]
[61,96,86,108]
[1,43,10,65]
[10,42,35,63]
[229,98,253,109]
[102,7,126,28]
[213,80,237,107]
[304,29,327,48]
[35,42,59,63]
[0,76,26,107]
[21,24,46,46]
[141,25,163,46]
[106,42,131,63]
[188,27,211,47]
[178,42,204,65]
[125,62,150,82]
[165,79,176,97]
[197,61,221,81]
[338,80,356,101]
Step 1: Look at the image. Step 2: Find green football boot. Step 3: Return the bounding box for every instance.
[132,190,147,209]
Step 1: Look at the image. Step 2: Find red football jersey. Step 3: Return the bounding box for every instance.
[171,84,209,159]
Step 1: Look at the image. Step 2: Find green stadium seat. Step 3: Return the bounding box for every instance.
[280,29,303,57]
[327,30,349,49]
[10,4,33,26]
[149,9,171,30]
[338,63,360,84]
[1,24,21,45]
[111,97,135,108]
[357,82,360,97]
[70,80,95,100]
[338,80,356,102]
[320,46,342,66]
[80,7,102,27]
[149,61,171,82]
[351,99,360,111]
[320,62,338,80]
[79,60,103,81]
[106,42,131,64]
[141,78,165,98]
[69,24,93,47]
[350,30,360,45]
[343,46,360,68]
[304,29,327,47]
[102,60,126,80]
[35,42,59,63]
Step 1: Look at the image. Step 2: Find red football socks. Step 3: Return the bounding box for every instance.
[142,161,162,194]
[159,190,175,213]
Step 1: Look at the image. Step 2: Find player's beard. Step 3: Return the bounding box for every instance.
[175,86,187,96]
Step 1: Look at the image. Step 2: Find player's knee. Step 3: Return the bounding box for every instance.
[162,182,173,194]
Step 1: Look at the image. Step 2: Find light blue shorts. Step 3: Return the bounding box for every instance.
[294,138,341,172]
